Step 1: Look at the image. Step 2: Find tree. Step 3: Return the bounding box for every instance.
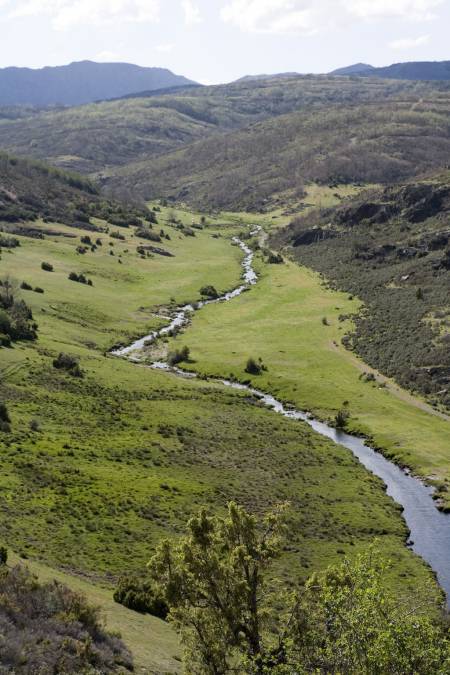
[149,502,288,674]
[287,546,450,674]
[148,505,450,675]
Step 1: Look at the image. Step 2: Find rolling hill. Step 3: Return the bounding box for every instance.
[0,61,195,107]
[0,75,446,177]
[331,60,450,81]
[104,93,450,210]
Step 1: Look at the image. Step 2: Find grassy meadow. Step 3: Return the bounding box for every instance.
[0,207,446,668]
[162,236,450,501]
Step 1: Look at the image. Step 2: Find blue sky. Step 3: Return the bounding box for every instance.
[0,0,449,83]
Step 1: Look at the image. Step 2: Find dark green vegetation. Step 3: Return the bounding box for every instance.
[273,173,450,411]
[0,277,37,347]
[0,563,132,672]
[0,152,150,230]
[147,503,449,674]
[0,75,447,177]
[0,60,195,107]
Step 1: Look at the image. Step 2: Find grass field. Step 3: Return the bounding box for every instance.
[0,210,446,668]
[163,246,450,501]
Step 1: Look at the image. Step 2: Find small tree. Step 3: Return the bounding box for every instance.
[149,502,288,674]
[41,262,53,272]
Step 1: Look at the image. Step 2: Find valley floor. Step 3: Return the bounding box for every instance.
[1,204,449,669]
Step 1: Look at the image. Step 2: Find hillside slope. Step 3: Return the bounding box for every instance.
[0,76,446,174]
[0,61,195,106]
[106,94,450,210]
[272,173,450,411]
[0,152,151,230]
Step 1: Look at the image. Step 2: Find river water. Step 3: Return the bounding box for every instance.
[114,229,450,602]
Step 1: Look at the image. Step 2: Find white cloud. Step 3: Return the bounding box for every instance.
[181,0,202,25]
[8,0,160,30]
[389,34,431,49]
[220,0,444,35]
[155,43,175,53]
[342,0,443,21]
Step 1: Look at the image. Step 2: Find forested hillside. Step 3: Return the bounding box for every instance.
[0,76,447,175]
[108,95,450,210]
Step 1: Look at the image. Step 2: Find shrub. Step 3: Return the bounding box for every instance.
[335,407,350,429]
[111,230,126,241]
[245,357,263,375]
[0,402,11,432]
[135,227,161,242]
[68,272,93,286]
[34,286,44,294]
[0,566,132,672]
[199,285,219,299]
[41,262,53,272]
[53,353,84,378]
[167,346,190,367]
[0,547,7,565]
[114,574,168,619]
[267,252,284,264]
[322,316,329,326]
[20,281,32,290]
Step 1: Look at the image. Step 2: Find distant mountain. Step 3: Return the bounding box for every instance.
[0,61,196,107]
[331,60,450,81]
[331,63,375,76]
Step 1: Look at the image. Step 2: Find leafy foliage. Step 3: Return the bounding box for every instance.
[148,503,449,674]
[114,573,169,618]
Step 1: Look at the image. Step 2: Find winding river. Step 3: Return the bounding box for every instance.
[114,230,450,602]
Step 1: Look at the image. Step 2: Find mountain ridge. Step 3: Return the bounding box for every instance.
[0,60,196,107]
[330,60,450,80]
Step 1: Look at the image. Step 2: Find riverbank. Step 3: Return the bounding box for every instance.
[167,248,450,506]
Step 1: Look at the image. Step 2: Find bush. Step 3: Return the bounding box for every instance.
[20,281,32,290]
[110,230,126,241]
[114,574,169,619]
[33,286,44,293]
[245,357,263,375]
[0,402,11,432]
[335,407,350,429]
[0,547,7,565]
[53,352,84,378]
[68,272,93,286]
[41,262,53,272]
[167,346,190,367]
[135,227,161,242]
[199,285,219,299]
[0,566,132,673]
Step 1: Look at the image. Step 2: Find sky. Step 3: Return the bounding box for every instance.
[0,0,449,83]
